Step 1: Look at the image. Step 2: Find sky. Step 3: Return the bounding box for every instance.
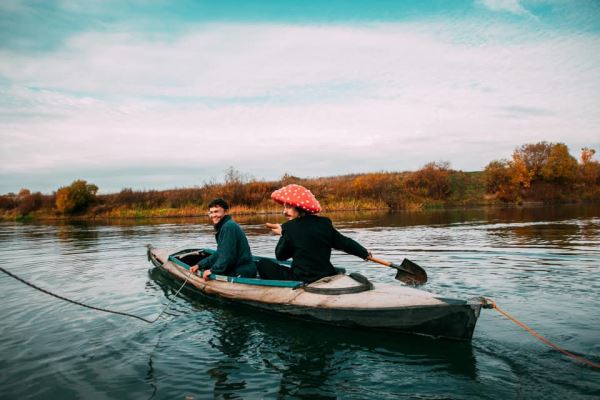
[1,0,599,194]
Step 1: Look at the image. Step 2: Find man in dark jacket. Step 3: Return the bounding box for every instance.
[190,198,256,280]
[259,184,370,283]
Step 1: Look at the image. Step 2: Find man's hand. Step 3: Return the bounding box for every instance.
[202,269,212,281]
[266,222,282,235]
[190,265,199,274]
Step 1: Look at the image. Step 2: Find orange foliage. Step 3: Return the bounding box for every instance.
[512,142,553,180]
[581,148,596,164]
[579,148,600,187]
[3,142,600,219]
[484,160,517,201]
[483,142,599,203]
[0,193,17,210]
[17,188,42,215]
[540,143,578,184]
[510,154,534,189]
[56,180,99,214]
[406,162,452,200]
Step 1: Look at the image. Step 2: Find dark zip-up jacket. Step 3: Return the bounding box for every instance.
[275,215,368,283]
[199,215,256,277]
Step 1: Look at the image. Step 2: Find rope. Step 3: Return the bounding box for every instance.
[148,271,192,323]
[5,264,597,368]
[482,297,600,369]
[0,266,191,324]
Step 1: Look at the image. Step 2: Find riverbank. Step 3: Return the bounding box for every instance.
[1,206,386,222]
[2,199,583,223]
[3,141,600,222]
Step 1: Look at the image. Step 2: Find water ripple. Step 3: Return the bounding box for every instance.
[1,208,599,398]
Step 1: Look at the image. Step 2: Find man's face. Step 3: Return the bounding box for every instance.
[283,204,299,220]
[208,206,228,225]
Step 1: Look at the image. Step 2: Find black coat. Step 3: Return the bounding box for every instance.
[198,215,256,277]
[276,215,368,283]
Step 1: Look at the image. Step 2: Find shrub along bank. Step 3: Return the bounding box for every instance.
[2,142,599,220]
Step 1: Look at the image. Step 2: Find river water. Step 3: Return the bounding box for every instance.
[1,205,599,399]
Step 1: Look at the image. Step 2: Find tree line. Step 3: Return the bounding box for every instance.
[1,142,599,219]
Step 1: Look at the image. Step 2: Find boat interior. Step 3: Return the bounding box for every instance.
[172,249,213,267]
[162,248,373,293]
[170,248,294,270]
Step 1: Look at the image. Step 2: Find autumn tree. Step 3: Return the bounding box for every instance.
[280,173,302,186]
[579,147,600,186]
[484,160,512,193]
[115,188,137,207]
[509,142,578,186]
[17,188,42,215]
[512,142,553,181]
[539,143,578,184]
[55,180,99,214]
[352,173,400,198]
[509,150,534,189]
[486,141,592,202]
[221,167,252,205]
[406,162,452,200]
[0,193,17,211]
[580,147,595,164]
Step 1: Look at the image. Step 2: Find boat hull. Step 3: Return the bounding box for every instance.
[148,246,482,341]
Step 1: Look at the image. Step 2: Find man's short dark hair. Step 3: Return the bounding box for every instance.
[208,198,229,210]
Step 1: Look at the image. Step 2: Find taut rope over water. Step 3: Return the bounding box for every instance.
[0,266,191,324]
[481,297,600,369]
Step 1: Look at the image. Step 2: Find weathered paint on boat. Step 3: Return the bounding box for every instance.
[147,246,484,341]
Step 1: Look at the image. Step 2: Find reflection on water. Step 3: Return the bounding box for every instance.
[150,266,479,398]
[57,222,100,250]
[20,203,598,232]
[1,205,599,399]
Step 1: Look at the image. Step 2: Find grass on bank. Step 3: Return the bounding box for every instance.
[2,141,600,221]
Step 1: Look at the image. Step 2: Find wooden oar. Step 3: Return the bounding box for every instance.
[367,256,428,285]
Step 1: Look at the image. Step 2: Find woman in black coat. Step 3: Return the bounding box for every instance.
[259,185,370,283]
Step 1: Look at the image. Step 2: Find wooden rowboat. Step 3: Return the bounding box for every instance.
[147,246,486,341]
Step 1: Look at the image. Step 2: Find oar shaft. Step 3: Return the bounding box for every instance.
[367,256,392,267]
[367,256,418,276]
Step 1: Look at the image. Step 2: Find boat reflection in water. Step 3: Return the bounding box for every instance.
[148,266,478,397]
[147,246,485,344]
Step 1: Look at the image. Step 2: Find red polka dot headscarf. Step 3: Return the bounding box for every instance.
[271,184,321,214]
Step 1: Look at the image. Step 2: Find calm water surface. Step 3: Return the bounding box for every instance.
[1,206,599,399]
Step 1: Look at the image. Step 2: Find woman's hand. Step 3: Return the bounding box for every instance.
[190,265,199,274]
[266,222,282,236]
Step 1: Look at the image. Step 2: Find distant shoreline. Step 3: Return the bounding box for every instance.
[3,142,600,221]
[5,200,592,223]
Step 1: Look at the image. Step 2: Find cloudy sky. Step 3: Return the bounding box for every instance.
[1,0,599,194]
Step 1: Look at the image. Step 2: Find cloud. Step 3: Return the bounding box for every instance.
[478,0,537,19]
[1,21,599,192]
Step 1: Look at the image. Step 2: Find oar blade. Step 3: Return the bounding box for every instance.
[394,258,428,285]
